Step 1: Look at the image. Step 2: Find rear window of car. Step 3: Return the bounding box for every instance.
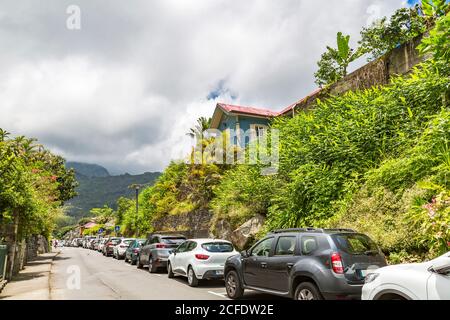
[161,237,186,245]
[124,239,133,245]
[201,242,234,253]
[110,239,121,245]
[332,233,379,255]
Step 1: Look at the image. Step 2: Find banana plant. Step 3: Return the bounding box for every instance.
[315,32,363,87]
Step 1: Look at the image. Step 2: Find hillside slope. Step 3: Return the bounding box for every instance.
[65,163,160,219]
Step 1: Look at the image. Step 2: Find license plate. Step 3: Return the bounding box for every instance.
[216,270,224,275]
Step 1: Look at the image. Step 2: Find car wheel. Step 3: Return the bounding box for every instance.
[131,256,137,265]
[167,262,174,278]
[136,256,143,269]
[295,282,323,300]
[124,255,128,263]
[148,256,157,273]
[187,266,199,287]
[225,270,244,299]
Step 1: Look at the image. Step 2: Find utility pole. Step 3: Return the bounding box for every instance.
[135,185,139,237]
[128,184,141,237]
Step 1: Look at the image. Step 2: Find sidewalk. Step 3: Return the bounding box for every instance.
[0,251,59,300]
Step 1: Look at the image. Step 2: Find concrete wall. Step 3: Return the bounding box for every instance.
[289,35,427,114]
[0,221,49,280]
[152,210,212,238]
[329,35,425,96]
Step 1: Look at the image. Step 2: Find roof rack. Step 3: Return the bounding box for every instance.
[269,228,357,234]
[270,228,323,234]
[323,228,356,233]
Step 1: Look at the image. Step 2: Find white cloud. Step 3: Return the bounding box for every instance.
[0,0,406,173]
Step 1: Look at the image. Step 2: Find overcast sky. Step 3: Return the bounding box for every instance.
[0,0,410,174]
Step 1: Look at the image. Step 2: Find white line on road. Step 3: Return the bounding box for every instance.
[208,291,227,299]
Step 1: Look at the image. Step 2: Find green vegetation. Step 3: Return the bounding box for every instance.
[314,32,363,87]
[65,169,160,220]
[358,6,427,61]
[315,0,449,87]
[215,11,448,261]
[0,130,77,242]
[62,7,450,263]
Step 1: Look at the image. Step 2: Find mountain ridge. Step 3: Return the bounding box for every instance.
[65,162,161,220]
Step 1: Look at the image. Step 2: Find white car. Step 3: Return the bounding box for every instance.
[167,239,238,287]
[98,238,107,252]
[362,251,450,300]
[113,238,134,260]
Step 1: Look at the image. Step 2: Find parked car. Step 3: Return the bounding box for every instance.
[73,238,83,247]
[168,239,238,287]
[93,239,100,251]
[113,238,135,259]
[89,239,98,250]
[98,238,107,252]
[137,234,186,272]
[224,228,387,300]
[125,239,146,265]
[102,237,122,257]
[362,251,450,300]
[83,236,96,248]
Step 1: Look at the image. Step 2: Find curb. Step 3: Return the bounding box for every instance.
[0,279,7,293]
[48,250,61,300]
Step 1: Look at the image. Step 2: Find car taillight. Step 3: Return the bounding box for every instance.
[155,243,166,249]
[133,248,139,253]
[107,242,113,247]
[331,253,344,274]
[195,254,210,260]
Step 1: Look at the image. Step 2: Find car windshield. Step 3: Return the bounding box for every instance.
[332,233,379,255]
[202,242,234,253]
[110,239,121,245]
[161,237,186,245]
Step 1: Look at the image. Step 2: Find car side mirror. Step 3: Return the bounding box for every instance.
[430,258,450,275]
[241,250,249,258]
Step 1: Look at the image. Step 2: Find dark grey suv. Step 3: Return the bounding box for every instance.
[224,228,387,300]
[137,234,186,272]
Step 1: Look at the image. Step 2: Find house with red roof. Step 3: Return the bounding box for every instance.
[209,89,321,146]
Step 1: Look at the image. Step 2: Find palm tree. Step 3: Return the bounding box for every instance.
[186,117,212,139]
[0,129,10,142]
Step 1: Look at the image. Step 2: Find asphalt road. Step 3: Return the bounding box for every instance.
[50,247,281,300]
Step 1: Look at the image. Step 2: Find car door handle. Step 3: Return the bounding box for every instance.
[287,263,294,269]
[260,262,267,268]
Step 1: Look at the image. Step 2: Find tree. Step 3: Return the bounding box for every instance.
[90,206,115,224]
[359,6,427,61]
[421,0,450,18]
[186,117,211,139]
[314,32,363,87]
